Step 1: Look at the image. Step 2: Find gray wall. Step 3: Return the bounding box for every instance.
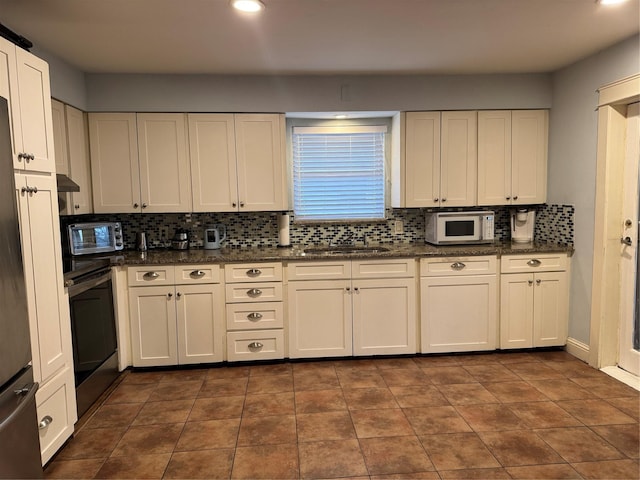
[32,47,87,110]
[548,34,640,345]
[85,73,551,112]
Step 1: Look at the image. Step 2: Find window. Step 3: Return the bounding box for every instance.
[292,125,387,221]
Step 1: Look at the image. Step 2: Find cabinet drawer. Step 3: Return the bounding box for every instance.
[352,258,416,279]
[175,264,221,284]
[225,263,283,283]
[128,265,174,286]
[36,368,76,464]
[287,261,351,281]
[501,253,568,273]
[420,256,497,276]
[226,302,284,330]
[225,282,283,303]
[226,330,284,361]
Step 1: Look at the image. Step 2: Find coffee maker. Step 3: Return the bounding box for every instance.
[510,208,535,243]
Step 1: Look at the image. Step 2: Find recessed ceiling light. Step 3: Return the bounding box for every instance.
[334,114,348,119]
[596,0,628,5]
[231,0,265,12]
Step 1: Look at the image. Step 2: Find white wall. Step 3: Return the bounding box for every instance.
[85,73,551,112]
[549,34,640,345]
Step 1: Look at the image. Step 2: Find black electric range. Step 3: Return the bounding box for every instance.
[62,256,113,287]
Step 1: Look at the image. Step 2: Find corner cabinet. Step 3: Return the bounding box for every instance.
[500,253,569,349]
[89,113,192,213]
[127,265,224,367]
[420,256,498,353]
[0,37,55,173]
[477,110,548,206]
[287,259,417,358]
[188,113,287,212]
[15,174,76,464]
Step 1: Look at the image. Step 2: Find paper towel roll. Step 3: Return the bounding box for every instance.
[278,213,290,247]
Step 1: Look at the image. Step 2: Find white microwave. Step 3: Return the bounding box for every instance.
[67,222,124,255]
[425,211,495,245]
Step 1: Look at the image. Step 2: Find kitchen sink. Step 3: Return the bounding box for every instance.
[303,246,390,255]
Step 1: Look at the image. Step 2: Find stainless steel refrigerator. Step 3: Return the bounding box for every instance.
[0,96,43,478]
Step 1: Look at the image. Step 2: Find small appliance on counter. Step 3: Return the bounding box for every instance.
[171,227,191,250]
[135,231,147,251]
[425,211,495,245]
[510,208,536,243]
[204,224,226,250]
[66,221,124,255]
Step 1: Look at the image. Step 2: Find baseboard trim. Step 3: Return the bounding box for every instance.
[565,337,590,362]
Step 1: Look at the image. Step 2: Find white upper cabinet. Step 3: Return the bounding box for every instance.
[478,110,548,206]
[90,113,191,213]
[0,38,55,173]
[189,113,286,212]
[51,99,69,177]
[65,105,93,214]
[89,113,141,213]
[137,113,192,213]
[188,114,238,212]
[404,111,441,207]
[402,111,477,208]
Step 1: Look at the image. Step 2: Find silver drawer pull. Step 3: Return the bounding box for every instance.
[246,268,262,277]
[248,341,263,350]
[191,270,206,278]
[451,262,466,271]
[527,259,542,267]
[39,415,53,429]
[247,312,263,321]
[144,271,160,279]
[247,288,262,297]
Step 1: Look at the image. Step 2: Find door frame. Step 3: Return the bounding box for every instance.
[589,73,640,368]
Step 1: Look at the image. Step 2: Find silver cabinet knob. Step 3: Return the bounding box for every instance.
[354,287,360,293]
[247,288,262,297]
[176,292,182,298]
[240,201,245,207]
[39,416,53,429]
[246,268,262,277]
[513,196,519,200]
[232,202,237,207]
[528,279,533,285]
[248,341,263,350]
[433,198,439,202]
[346,287,351,293]
[527,259,542,267]
[74,204,80,209]
[621,236,633,246]
[451,262,466,270]
[167,292,173,298]
[247,312,263,321]
[191,270,206,278]
[506,196,511,200]
[142,203,148,208]
[133,203,139,208]
[536,279,542,285]
[441,198,447,202]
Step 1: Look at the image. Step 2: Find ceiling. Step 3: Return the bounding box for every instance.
[0,0,638,75]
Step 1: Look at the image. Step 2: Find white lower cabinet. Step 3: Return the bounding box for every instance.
[128,265,224,367]
[500,254,569,349]
[420,256,498,353]
[224,263,285,361]
[287,259,416,358]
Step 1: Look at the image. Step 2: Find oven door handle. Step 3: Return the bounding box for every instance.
[68,269,112,297]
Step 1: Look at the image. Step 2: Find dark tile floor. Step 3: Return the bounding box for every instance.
[44,351,640,479]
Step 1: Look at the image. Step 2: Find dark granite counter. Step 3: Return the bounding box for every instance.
[111,241,573,266]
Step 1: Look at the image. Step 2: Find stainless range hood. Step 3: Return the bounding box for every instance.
[56,174,80,192]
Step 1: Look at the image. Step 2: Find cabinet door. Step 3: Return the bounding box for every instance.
[0,38,23,170]
[51,100,69,176]
[15,174,70,382]
[188,114,238,212]
[15,48,55,173]
[421,275,497,353]
[404,112,441,207]
[137,113,192,213]
[353,278,416,355]
[478,111,511,206]
[175,284,224,364]
[66,106,93,214]
[500,273,534,349]
[89,113,141,213]
[235,114,286,211]
[440,111,477,207]
[533,271,568,347]
[129,286,178,367]
[288,280,352,358]
[512,110,548,205]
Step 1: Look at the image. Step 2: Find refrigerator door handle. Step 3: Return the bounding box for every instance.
[0,382,38,433]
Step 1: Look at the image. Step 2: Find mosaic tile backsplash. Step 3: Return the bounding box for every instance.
[60,204,574,250]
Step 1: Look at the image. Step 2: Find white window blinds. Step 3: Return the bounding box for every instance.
[292,125,386,221]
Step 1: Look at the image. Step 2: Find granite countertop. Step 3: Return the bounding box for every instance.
[111,241,574,266]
